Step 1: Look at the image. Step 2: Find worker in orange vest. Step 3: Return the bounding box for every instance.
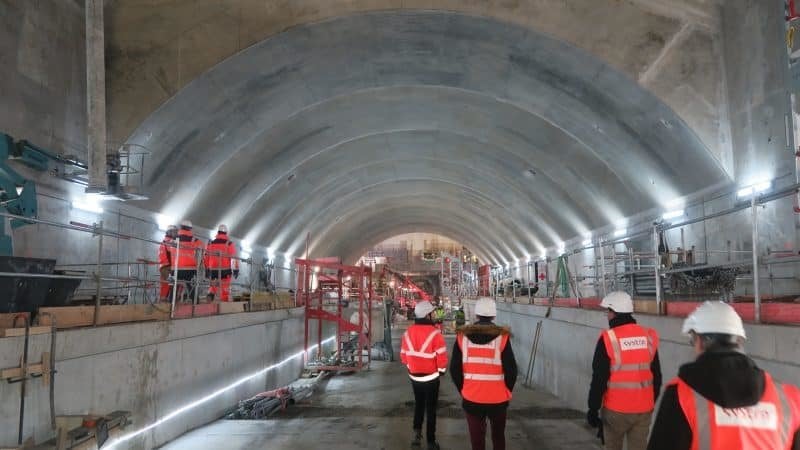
[450,297,517,450]
[400,300,448,450]
[157,224,177,301]
[171,220,204,301]
[204,224,239,302]
[647,301,800,450]
[587,291,662,450]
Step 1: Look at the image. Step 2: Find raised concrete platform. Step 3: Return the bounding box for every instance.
[463,299,800,413]
[0,308,305,449]
[162,331,602,450]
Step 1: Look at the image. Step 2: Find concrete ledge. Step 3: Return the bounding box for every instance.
[0,308,305,448]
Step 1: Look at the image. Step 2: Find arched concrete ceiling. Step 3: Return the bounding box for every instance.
[109,0,725,165]
[127,11,729,265]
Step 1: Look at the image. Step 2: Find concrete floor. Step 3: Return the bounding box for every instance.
[161,327,601,450]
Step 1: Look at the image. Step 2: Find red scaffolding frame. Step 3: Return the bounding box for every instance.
[296,258,373,372]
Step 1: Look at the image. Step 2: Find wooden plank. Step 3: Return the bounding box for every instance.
[2,326,53,338]
[218,301,248,314]
[0,312,30,330]
[0,313,27,330]
[38,306,95,328]
[633,299,661,315]
[96,304,170,325]
[42,352,51,386]
[1,362,45,380]
[38,305,171,329]
[250,302,274,311]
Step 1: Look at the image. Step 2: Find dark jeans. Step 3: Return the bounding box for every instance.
[465,409,507,450]
[411,377,440,442]
[170,269,196,301]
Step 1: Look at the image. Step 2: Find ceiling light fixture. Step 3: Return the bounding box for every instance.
[72,197,103,214]
[662,209,685,221]
[737,181,772,199]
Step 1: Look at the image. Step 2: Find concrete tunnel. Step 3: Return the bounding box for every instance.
[1,0,800,448]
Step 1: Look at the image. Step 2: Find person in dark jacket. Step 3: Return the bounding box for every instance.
[587,291,662,450]
[648,301,800,450]
[451,298,517,450]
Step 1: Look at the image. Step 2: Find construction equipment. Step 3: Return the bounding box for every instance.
[297,258,372,372]
[51,411,131,450]
[380,266,431,317]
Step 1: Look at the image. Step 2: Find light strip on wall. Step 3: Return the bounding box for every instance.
[661,209,684,220]
[104,336,336,449]
[72,199,104,214]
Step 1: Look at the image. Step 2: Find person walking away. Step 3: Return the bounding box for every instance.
[158,224,177,301]
[451,297,517,450]
[433,303,446,332]
[454,306,466,327]
[648,301,800,450]
[204,224,239,301]
[172,220,204,301]
[400,300,448,450]
[587,291,662,450]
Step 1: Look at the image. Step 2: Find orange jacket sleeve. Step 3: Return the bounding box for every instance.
[400,331,409,365]
[433,331,448,371]
[229,242,239,270]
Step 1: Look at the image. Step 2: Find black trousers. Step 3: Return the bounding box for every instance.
[411,377,440,442]
[170,269,196,301]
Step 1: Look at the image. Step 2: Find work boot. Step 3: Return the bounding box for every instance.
[411,430,422,447]
[427,441,440,450]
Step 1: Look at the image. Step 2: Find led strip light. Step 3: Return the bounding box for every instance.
[105,336,337,449]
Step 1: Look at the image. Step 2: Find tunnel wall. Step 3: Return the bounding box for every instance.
[463,299,800,413]
[0,308,305,449]
[1,1,87,160]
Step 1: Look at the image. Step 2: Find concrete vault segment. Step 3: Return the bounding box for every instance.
[127,11,729,264]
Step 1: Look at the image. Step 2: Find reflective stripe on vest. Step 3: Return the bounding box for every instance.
[459,332,511,404]
[464,373,505,381]
[409,372,440,382]
[677,374,795,450]
[403,330,440,359]
[602,324,658,414]
[608,380,653,389]
[606,329,655,373]
[462,334,502,366]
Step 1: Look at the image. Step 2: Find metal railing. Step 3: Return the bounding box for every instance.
[1,210,298,324]
[488,183,800,323]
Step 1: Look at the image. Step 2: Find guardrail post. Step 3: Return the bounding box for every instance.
[93,220,104,326]
[752,195,761,323]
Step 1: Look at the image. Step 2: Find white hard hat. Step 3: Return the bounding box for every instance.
[682,301,746,339]
[415,301,434,318]
[166,224,178,231]
[475,298,497,317]
[180,220,192,228]
[218,224,228,233]
[600,291,633,313]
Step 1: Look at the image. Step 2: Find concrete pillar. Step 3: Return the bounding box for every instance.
[86,0,107,192]
[721,0,793,184]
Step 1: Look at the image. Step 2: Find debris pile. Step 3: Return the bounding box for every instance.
[224,383,316,419]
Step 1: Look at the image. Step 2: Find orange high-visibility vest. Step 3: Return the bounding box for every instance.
[457,332,511,404]
[175,228,203,269]
[204,233,238,273]
[400,324,447,381]
[601,323,659,413]
[673,372,800,450]
[158,236,173,269]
